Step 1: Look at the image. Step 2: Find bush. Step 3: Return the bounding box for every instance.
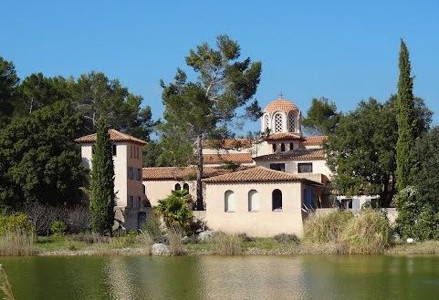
[304,210,353,243]
[142,211,163,242]
[155,190,193,231]
[274,233,300,244]
[23,203,66,235]
[211,232,242,255]
[0,213,34,236]
[50,221,67,236]
[67,206,92,234]
[341,209,391,254]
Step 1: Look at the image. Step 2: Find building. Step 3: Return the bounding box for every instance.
[142,97,332,236]
[75,129,148,230]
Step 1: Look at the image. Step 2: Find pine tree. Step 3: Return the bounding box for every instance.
[90,117,115,235]
[396,39,417,192]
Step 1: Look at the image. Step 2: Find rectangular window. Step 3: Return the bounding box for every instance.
[130,145,133,158]
[298,163,313,173]
[128,167,133,180]
[270,163,285,172]
[112,144,117,156]
[137,168,142,181]
[138,196,142,208]
[128,196,133,208]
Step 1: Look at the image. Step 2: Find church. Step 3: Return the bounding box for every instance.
[76,97,340,236]
[142,97,333,237]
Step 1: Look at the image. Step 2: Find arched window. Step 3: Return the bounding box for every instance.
[183,183,189,191]
[274,113,283,132]
[175,183,181,191]
[281,143,285,152]
[272,143,277,153]
[224,190,235,212]
[290,143,294,151]
[264,114,270,131]
[288,113,295,132]
[272,189,282,211]
[248,190,259,212]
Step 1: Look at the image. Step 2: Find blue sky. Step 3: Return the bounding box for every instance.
[2,0,438,133]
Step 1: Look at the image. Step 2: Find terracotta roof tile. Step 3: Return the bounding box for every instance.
[142,166,254,181]
[264,132,304,141]
[75,129,147,145]
[203,139,252,149]
[303,135,328,145]
[264,98,299,114]
[203,153,253,164]
[253,148,326,161]
[203,166,320,184]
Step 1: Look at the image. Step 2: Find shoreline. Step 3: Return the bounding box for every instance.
[29,241,439,257]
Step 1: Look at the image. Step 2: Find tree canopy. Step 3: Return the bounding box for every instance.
[0,101,86,209]
[160,35,262,209]
[302,97,341,135]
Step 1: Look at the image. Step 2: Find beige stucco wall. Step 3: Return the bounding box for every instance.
[204,182,305,237]
[144,180,197,207]
[81,142,146,230]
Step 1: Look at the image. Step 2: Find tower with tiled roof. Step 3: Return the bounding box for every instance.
[75,129,149,230]
[261,97,302,136]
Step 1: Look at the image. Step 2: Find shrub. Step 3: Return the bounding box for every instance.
[50,221,67,236]
[142,211,163,242]
[67,206,92,234]
[304,210,353,243]
[274,233,300,244]
[0,230,34,256]
[341,209,391,254]
[211,232,242,255]
[23,203,67,235]
[0,213,34,236]
[136,230,154,255]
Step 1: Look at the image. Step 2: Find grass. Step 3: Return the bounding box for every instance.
[0,265,15,300]
[386,240,439,255]
[304,210,353,244]
[0,230,35,256]
[210,232,242,255]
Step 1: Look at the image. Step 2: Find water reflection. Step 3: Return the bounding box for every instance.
[1,255,439,299]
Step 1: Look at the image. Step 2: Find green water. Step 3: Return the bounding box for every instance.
[1,255,438,299]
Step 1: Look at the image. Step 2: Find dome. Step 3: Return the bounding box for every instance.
[264,98,299,114]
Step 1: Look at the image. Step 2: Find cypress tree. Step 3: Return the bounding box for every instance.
[396,39,417,192]
[90,117,115,235]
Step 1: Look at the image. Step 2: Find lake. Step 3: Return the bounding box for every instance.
[1,255,438,299]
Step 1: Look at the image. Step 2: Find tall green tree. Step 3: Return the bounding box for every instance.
[326,96,431,207]
[396,40,418,192]
[89,117,115,235]
[14,73,73,116]
[0,57,19,127]
[302,97,341,135]
[160,35,262,209]
[0,101,85,208]
[72,72,155,140]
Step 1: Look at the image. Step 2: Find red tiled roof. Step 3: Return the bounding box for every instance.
[203,153,253,164]
[264,132,304,141]
[203,166,320,184]
[142,166,254,181]
[253,148,326,161]
[75,129,147,146]
[264,98,299,114]
[303,136,328,145]
[202,139,252,149]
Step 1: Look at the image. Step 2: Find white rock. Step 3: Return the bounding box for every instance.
[198,230,213,241]
[152,243,170,256]
[407,238,414,244]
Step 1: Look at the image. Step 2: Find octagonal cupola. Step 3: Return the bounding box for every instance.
[261,97,301,135]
